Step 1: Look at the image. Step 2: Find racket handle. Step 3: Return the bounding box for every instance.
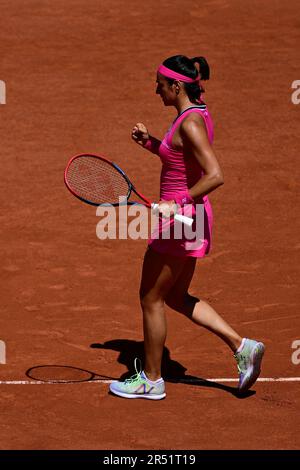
[151,203,193,227]
[174,213,194,227]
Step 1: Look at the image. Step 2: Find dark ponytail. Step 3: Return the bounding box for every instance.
[191,56,210,81]
[162,54,210,103]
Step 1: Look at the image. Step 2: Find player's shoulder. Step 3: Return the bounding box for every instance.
[180,109,206,134]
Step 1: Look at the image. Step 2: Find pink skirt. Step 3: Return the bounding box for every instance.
[148,196,213,258]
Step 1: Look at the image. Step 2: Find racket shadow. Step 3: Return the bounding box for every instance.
[25,364,116,384]
[90,339,255,399]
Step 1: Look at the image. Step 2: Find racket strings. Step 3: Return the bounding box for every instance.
[66,156,130,205]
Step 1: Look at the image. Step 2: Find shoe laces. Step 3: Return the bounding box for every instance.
[124,358,143,384]
[234,352,247,374]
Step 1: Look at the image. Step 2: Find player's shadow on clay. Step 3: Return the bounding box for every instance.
[90,339,255,399]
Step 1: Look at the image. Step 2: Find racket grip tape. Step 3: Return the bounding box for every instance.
[151,203,193,227]
[174,213,194,227]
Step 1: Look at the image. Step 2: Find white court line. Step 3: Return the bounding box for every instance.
[0,377,300,385]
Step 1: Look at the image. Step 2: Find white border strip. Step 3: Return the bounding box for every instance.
[202,377,300,382]
[0,377,299,385]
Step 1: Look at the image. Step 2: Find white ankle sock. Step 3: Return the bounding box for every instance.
[142,371,164,384]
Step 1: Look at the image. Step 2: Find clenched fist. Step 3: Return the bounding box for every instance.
[131,123,150,146]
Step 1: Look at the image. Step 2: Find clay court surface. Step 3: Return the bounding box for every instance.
[1,0,299,450]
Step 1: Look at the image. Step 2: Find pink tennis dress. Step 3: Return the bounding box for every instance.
[148,104,214,258]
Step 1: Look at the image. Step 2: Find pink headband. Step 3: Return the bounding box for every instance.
[157,64,200,83]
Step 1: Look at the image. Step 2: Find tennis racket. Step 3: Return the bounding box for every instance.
[64,153,193,227]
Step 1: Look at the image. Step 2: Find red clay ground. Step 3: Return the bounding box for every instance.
[0,0,299,450]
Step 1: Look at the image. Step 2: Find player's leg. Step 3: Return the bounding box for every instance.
[139,247,187,381]
[165,259,265,391]
[109,247,188,399]
[165,257,242,351]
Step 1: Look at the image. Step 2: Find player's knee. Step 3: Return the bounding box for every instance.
[165,293,187,312]
[166,293,199,316]
[140,292,164,312]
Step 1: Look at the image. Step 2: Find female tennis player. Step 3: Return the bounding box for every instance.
[110,55,265,399]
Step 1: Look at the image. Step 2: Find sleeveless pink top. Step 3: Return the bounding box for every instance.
[148,104,214,258]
